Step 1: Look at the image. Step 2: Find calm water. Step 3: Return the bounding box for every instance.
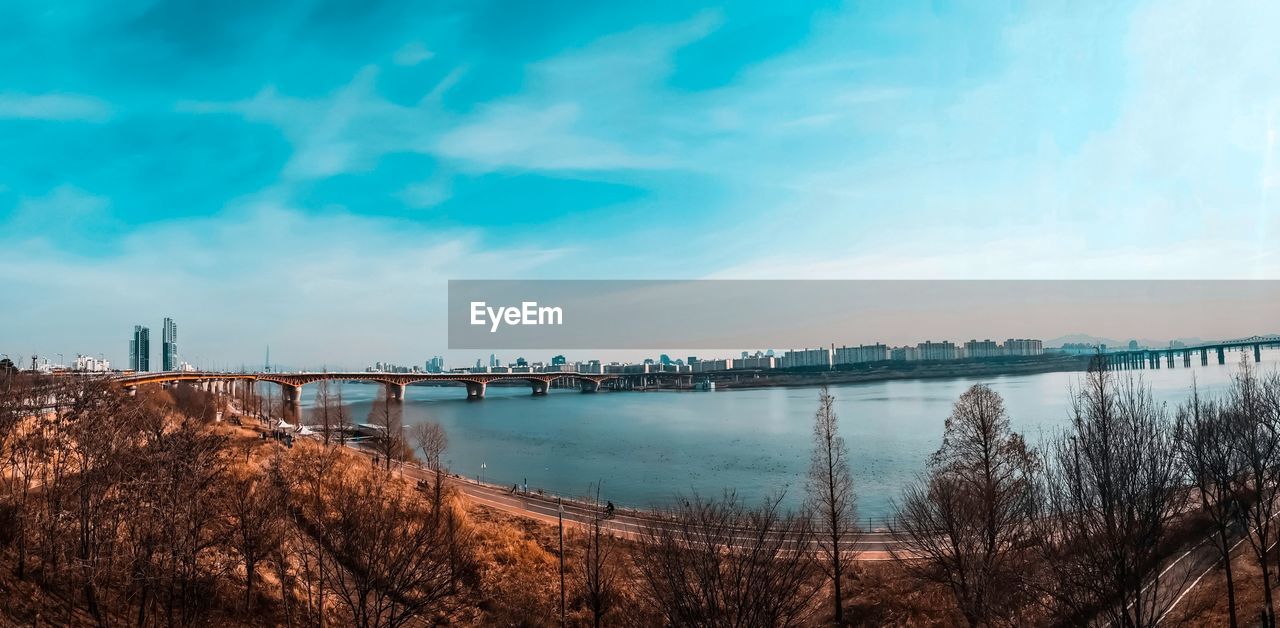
[289,349,1280,518]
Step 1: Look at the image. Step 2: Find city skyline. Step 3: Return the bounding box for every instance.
[2,0,1278,367]
[13,321,1274,375]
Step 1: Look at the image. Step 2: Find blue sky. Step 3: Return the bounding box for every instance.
[2,0,1278,369]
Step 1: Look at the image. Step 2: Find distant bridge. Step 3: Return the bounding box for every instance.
[92,334,1280,400]
[109,370,664,401]
[1100,334,1280,370]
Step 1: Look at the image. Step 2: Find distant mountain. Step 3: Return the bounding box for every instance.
[1047,333,1209,349]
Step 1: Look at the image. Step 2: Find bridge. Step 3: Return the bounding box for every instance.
[1099,334,1280,370]
[110,370,640,402]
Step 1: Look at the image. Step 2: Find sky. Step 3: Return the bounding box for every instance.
[1,0,1278,370]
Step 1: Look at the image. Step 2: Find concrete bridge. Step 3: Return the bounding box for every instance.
[1100,334,1280,370]
[111,370,630,402]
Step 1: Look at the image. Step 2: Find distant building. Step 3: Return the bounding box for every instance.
[890,346,919,361]
[733,356,777,370]
[1003,339,1044,356]
[161,317,178,371]
[551,354,567,366]
[834,344,889,365]
[916,341,957,361]
[1128,340,1140,351]
[129,325,150,372]
[782,348,832,369]
[964,339,1002,359]
[693,359,733,372]
[73,354,111,372]
[426,356,444,373]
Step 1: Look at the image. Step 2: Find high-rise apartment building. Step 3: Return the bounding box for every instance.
[916,340,957,361]
[162,317,178,371]
[964,339,1002,359]
[1002,339,1044,356]
[129,325,150,372]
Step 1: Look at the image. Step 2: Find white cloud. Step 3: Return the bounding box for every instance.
[180,68,440,181]
[436,102,673,171]
[5,185,113,242]
[0,92,111,122]
[393,42,435,66]
[399,177,450,208]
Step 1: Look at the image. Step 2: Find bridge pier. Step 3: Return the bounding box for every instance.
[1166,351,1174,368]
[1217,347,1226,365]
[580,379,600,393]
[283,384,302,405]
[1201,348,1208,365]
[1183,351,1191,367]
[466,381,486,400]
[530,380,549,396]
[388,382,406,401]
[1256,344,1263,363]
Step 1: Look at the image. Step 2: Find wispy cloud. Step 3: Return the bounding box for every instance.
[0,92,111,122]
[436,102,674,171]
[393,41,435,66]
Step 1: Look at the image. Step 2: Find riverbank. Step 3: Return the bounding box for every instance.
[707,354,1094,390]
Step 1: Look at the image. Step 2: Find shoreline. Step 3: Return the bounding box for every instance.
[697,355,1095,390]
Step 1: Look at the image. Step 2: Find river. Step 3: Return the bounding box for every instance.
[287,348,1280,519]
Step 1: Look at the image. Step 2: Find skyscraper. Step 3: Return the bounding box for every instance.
[129,325,150,372]
[162,317,178,371]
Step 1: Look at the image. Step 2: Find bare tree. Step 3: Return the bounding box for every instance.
[313,377,336,446]
[1173,381,1242,628]
[228,466,284,612]
[1034,362,1183,627]
[368,388,404,472]
[633,492,819,626]
[895,384,1038,627]
[1,373,41,580]
[320,468,454,628]
[278,442,348,628]
[806,386,856,623]
[410,421,448,524]
[334,381,352,446]
[1225,357,1280,628]
[578,483,619,627]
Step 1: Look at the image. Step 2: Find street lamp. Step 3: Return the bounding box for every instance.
[558,497,565,624]
[478,462,486,485]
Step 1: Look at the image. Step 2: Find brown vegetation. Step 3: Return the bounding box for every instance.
[4,357,1280,627]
